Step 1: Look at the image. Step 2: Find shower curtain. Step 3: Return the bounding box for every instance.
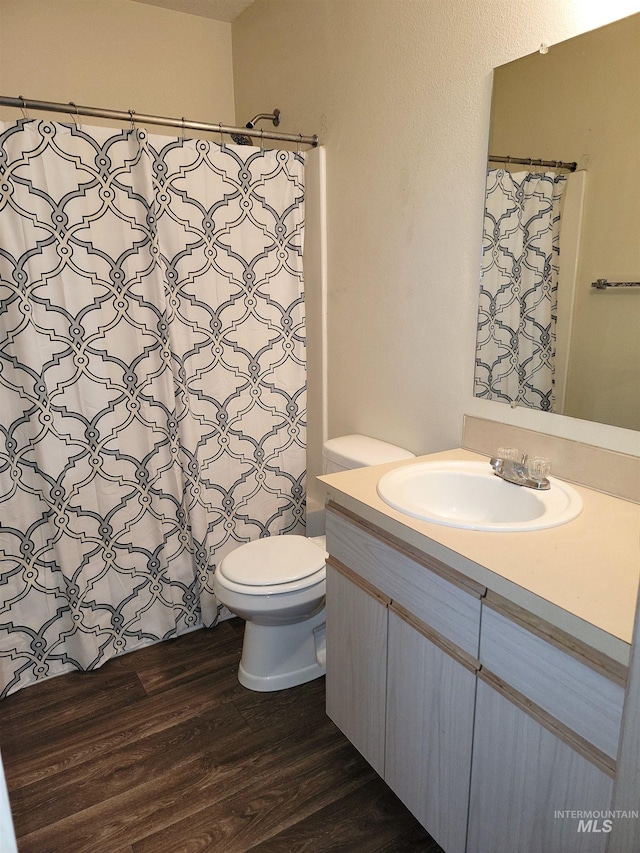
[474,169,567,411]
[0,119,306,697]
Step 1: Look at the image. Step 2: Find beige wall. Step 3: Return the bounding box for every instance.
[489,15,640,431]
[0,0,235,129]
[233,0,640,457]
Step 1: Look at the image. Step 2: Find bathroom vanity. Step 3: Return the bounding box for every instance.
[319,442,639,853]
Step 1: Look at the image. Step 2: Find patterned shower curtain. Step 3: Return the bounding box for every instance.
[474,169,566,411]
[0,119,306,697]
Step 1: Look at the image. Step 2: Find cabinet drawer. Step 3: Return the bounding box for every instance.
[326,507,481,657]
[480,605,624,760]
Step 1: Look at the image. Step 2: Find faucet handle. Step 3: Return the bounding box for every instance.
[497,447,520,462]
[529,456,551,481]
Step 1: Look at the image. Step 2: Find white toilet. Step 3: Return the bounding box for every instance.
[214,434,415,692]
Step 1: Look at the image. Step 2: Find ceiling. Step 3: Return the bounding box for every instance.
[130,0,255,23]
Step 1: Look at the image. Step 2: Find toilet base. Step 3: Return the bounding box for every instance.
[238,607,326,692]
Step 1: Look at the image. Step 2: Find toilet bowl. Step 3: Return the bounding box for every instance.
[214,534,328,692]
[214,435,415,692]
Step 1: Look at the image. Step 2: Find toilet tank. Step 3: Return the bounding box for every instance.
[322,434,415,475]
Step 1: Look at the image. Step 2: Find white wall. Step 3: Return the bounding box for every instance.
[0,0,235,128]
[232,0,640,457]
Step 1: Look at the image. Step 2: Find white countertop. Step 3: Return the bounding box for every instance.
[319,449,640,666]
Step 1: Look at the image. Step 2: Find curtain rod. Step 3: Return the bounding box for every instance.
[489,154,577,172]
[0,95,319,148]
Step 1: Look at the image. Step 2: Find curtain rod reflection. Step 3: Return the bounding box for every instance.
[489,154,577,172]
[591,278,640,290]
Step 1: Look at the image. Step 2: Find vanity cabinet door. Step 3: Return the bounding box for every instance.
[325,563,389,777]
[385,607,476,853]
[467,677,614,853]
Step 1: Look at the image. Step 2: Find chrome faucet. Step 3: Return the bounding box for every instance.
[490,452,551,490]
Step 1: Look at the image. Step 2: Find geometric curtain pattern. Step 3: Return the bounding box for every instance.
[474,169,566,411]
[0,120,306,697]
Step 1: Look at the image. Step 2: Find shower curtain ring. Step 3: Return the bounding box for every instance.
[260,128,264,151]
[68,101,81,130]
[19,95,28,119]
[181,117,186,141]
[219,122,224,148]
[128,109,135,132]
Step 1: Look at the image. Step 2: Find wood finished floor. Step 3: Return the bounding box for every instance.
[0,620,443,852]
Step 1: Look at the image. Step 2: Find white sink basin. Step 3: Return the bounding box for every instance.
[377,460,583,531]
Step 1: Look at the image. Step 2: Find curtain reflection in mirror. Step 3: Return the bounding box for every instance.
[474,169,567,411]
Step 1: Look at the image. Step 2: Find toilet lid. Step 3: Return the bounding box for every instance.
[220,535,327,587]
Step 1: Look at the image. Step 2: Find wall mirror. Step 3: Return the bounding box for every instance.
[474,13,640,431]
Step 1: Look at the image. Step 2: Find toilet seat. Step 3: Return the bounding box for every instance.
[217,535,327,595]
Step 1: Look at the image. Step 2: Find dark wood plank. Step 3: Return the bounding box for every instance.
[247,777,441,852]
[131,727,375,853]
[0,670,147,753]
[18,718,364,853]
[0,618,439,853]
[377,825,446,852]
[230,673,327,733]
[122,624,245,696]
[9,699,248,836]
[2,664,243,790]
